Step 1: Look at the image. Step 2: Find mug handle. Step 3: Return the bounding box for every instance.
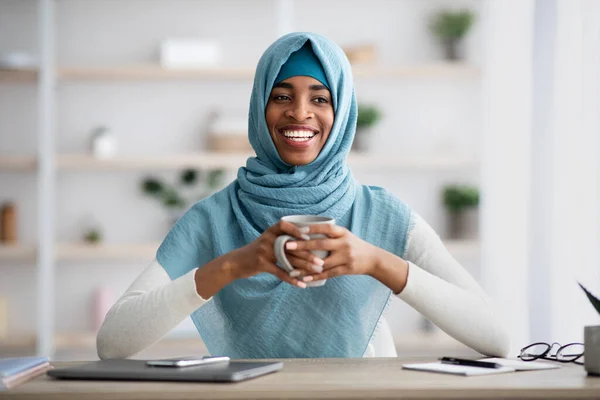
[273,235,295,273]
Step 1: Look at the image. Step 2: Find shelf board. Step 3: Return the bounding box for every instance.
[2,153,479,172]
[348,153,478,170]
[57,153,253,171]
[0,156,37,171]
[0,240,478,262]
[58,66,254,81]
[0,243,159,262]
[0,331,96,351]
[57,63,479,81]
[0,68,37,82]
[353,63,480,78]
[56,153,478,171]
[0,244,36,262]
[0,64,480,83]
[56,242,160,261]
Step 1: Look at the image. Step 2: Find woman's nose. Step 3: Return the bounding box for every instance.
[285,102,313,121]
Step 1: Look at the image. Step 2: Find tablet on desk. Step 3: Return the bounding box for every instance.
[47,359,283,383]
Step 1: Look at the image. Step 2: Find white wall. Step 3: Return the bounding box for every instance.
[529,0,600,345]
[480,0,534,355]
[0,0,482,337]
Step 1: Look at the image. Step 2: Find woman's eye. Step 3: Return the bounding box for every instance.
[314,97,329,104]
[273,94,291,101]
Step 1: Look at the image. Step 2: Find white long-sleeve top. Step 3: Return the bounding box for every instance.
[97,212,510,359]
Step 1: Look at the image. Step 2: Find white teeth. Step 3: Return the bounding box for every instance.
[282,130,316,138]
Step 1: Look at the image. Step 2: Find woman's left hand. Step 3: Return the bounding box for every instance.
[284,224,382,281]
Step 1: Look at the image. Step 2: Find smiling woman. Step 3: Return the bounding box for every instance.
[97,32,510,360]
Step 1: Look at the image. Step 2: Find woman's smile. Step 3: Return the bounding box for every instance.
[278,125,319,148]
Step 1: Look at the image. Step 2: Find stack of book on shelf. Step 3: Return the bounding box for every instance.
[0,356,52,391]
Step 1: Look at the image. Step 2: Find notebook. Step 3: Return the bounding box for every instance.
[403,358,561,376]
[1,362,52,390]
[0,357,49,377]
[402,362,515,376]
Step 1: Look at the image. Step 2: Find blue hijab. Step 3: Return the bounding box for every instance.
[157,32,412,358]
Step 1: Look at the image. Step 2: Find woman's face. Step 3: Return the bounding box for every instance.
[265,75,334,166]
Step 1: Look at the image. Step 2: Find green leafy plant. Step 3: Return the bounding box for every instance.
[579,283,600,316]
[429,9,475,41]
[443,185,479,213]
[141,168,224,211]
[83,228,102,244]
[356,104,382,129]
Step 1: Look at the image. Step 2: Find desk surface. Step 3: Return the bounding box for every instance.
[4,358,600,399]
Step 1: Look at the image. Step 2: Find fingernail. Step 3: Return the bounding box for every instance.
[299,226,310,233]
[303,276,314,282]
[285,242,298,250]
[297,281,307,289]
[289,270,301,278]
[312,265,323,273]
[301,234,311,241]
[313,257,324,266]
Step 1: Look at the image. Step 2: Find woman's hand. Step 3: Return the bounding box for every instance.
[284,224,382,281]
[286,224,410,292]
[229,220,324,288]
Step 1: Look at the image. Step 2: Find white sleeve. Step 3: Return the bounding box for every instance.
[96,259,209,359]
[397,212,511,357]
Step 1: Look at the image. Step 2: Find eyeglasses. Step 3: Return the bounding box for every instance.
[518,342,584,365]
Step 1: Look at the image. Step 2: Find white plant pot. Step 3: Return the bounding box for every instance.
[446,208,479,240]
[585,325,600,376]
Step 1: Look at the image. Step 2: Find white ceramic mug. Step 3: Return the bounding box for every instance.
[274,215,335,287]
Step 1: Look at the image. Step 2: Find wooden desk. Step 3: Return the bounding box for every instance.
[4,358,600,399]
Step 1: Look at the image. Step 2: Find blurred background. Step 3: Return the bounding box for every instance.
[0,0,598,361]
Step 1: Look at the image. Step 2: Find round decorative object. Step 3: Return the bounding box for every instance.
[90,126,117,158]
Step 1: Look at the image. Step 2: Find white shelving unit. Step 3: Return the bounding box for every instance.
[0,0,483,357]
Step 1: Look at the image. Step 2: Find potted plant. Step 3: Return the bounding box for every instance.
[83,228,103,244]
[429,9,475,61]
[353,104,382,152]
[580,283,600,375]
[442,184,479,239]
[141,168,224,226]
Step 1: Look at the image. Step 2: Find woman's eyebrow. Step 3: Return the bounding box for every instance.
[309,84,328,91]
[273,82,293,89]
[272,82,329,92]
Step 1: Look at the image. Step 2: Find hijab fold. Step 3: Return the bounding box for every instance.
[157,32,412,358]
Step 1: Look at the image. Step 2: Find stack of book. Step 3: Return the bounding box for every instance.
[0,356,52,391]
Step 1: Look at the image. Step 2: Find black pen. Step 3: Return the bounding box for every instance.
[439,357,502,369]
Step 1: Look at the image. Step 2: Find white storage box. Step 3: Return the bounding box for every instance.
[160,39,221,69]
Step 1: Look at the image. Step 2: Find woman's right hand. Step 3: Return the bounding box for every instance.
[229,220,320,288]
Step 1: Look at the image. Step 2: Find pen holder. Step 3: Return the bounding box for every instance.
[585,325,600,376]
